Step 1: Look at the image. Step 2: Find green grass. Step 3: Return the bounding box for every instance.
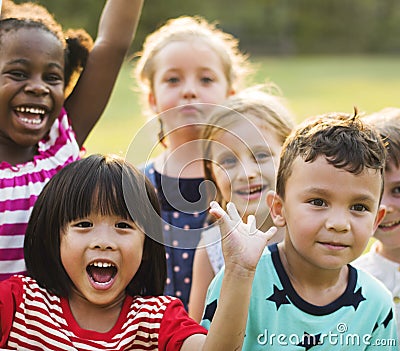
[84,55,400,162]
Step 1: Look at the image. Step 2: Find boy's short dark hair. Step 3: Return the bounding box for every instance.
[363,107,400,171]
[24,154,166,297]
[276,111,386,199]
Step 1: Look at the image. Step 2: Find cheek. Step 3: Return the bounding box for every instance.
[124,236,145,269]
[204,89,230,105]
[60,238,75,273]
[284,207,314,239]
[212,166,232,199]
[60,235,76,258]
[380,192,400,209]
[262,163,278,187]
[48,87,65,119]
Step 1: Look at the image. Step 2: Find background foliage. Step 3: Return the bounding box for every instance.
[9,0,400,162]
[13,0,400,55]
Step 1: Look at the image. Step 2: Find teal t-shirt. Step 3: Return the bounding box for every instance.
[201,244,399,350]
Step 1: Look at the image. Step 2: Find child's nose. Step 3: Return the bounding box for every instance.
[325,209,351,233]
[24,78,50,96]
[91,227,116,250]
[238,159,258,180]
[182,81,197,100]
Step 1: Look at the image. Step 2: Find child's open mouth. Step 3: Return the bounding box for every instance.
[86,261,117,289]
[14,106,47,127]
[236,185,266,199]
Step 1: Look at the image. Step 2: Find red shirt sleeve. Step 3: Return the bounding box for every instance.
[0,276,23,347]
[158,298,207,351]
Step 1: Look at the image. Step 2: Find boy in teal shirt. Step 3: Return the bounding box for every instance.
[202,112,398,350]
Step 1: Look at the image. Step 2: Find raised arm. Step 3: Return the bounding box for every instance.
[65,0,144,147]
[182,202,277,350]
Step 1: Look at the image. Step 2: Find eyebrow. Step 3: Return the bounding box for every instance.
[7,59,63,71]
[6,58,29,65]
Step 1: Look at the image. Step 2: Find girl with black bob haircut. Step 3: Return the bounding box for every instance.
[24,154,166,297]
[0,153,277,350]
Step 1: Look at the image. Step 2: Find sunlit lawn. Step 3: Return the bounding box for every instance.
[82,55,398,252]
[84,55,400,163]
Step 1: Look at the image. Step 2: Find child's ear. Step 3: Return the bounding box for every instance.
[266,190,286,227]
[148,93,158,113]
[373,205,386,232]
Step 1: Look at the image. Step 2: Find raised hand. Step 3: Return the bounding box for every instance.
[209,201,277,274]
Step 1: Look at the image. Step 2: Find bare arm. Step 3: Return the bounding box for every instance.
[182,202,277,351]
[64,0,143,147]
[188,240,216,323]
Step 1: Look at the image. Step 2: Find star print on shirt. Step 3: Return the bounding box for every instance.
[202,299,218,323]
[382,309,394,328]
[350,287,366,310]
[267,285,291,310]
[341,287,366,310]
[297,332,321,350]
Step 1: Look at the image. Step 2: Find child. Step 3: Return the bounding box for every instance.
[0,0,143,281]
[133,15,251,309]
[0,154,277,350]
[188,86,295,322]
[353,107,400,340]
[201,112,399,349]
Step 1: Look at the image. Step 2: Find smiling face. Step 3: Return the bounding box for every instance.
[149,39,233,140]
[374,164,400,250]
[0,27,65,150]
[60,213,145,307]
[210,117,282,227]
[268,156,385,271]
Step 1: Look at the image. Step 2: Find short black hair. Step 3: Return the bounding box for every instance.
[24,154,166,297]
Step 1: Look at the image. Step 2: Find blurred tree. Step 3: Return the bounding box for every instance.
[11,0,400,55]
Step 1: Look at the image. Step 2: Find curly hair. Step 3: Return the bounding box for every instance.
[0,0,93,96]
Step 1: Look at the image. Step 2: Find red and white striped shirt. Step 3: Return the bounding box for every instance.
[0,109,80,281]
[0,275,207,350]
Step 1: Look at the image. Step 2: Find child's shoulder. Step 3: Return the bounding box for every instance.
[353,244,399,277]
[130,295,182,312]
[354,265,393,303]
[0,275,57,312]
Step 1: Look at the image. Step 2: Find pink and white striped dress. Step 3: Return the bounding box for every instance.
[0,108,80,281]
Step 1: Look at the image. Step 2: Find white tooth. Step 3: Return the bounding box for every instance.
[16,106,45,115]
[91,261,114,268]
[20,117,38,125]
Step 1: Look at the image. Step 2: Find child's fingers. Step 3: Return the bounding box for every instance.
[264,226,278,241]
[226,202,241,223]
[209,201,227,220]
[247,215,257,235]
